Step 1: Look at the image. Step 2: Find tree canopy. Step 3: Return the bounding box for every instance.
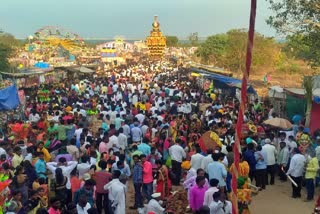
[267,0,320,67]
[0,32,20,72]
[166,36,179,47]
[196,29,282,72]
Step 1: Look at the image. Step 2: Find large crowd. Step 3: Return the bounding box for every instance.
[0,61,319,214]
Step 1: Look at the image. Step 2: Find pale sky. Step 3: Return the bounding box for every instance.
[0,0,275,39]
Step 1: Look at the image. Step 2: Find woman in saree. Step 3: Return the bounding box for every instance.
[155,160,171,200]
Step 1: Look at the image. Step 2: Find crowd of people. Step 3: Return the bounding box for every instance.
[0,61,319,214]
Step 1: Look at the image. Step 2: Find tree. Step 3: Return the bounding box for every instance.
[166,36,179,47]
[196,34,228,64]
[267,0,320,67]
[303,76,314,128]
[0,32,20,72]
[0,43,12,72]
[188,32,199,46]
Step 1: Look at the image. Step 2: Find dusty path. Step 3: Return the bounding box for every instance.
[125,177,315,214]
[250,180,314,214]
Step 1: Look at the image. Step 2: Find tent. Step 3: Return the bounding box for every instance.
[191,67,256,94]
[284,88,320,134]
[0,85,19,111]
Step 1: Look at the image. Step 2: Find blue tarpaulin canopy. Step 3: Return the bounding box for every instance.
[0,85,19,111]
[191,67,256,94]
[34,62,50,69]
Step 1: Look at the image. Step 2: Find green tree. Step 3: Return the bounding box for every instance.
[0,32,20,72]
[267,0,320,67]
[196,34,228,64]
[166,36,179,47]
[0,43,12,72]
[267,0,320,127]
[188,32,199,46]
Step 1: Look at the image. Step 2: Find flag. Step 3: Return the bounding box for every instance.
[231,1,257,214]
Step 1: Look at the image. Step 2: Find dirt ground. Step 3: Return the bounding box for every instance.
[250,180,314,214]
[125,177,315,214]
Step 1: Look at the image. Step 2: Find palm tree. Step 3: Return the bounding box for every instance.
[303,76,314,127]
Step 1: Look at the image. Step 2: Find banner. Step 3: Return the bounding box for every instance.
[0,85,20,111]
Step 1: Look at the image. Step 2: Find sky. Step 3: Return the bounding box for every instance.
[0,0,276,39]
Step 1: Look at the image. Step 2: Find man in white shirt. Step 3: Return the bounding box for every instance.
[169,140,186,185]
[135,111,145,124]
[46,157,77,189]
[109,134,120,154]
[201,149,213,175]
[104,170,126,214]
[286,148,306,198]
[190,146,204,171]
[76,194,91,214]
[118,128,128,151]
[262,138,277,185]
[146,192,165,214]
[209,192,224,214]
[77,156,91,179]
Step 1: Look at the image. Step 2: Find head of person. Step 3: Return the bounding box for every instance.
[116,160,124,170]
[209,178,219,188]
[212,153,220,162]
[50,197,61,210]
[0,154,6,162]
[293,147,301,155]
[38,141,45,150]
[195,145,201,154]
[132,155,140,164]
[112,169,121,179]
[280,132,286,141]
[155,159,163,169]
[196,176,206,187]
[83,179,96,191]
[140,154,146,163]
[13,146,22,156]
[78,194,88,208]
[66,202,77,214]
[280,141,286,149]
[11,190,22,201]
[58,157,67,165]
[288,135,294,142]
[256,145,262,152]
[37,152,45,161]
[247,143,254,151]
[196,206,210,214]
[212,191,221,202]
[36,208,49,214]
[98,160,107,170]
[196,168,205,177]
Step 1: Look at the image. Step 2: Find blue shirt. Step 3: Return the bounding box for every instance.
[207,161,227,186]
[255,150,267,170]
[34,159,47,178]
[138,143,151,155]
[132,163,143,183]
[112,164,131,177]
[244,150,257,171]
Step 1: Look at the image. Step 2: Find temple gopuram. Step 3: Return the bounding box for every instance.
[146,16,166,60]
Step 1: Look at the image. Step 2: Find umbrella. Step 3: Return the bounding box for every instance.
[263,118,293,129]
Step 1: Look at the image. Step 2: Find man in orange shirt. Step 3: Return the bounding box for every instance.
[141,154,153,202]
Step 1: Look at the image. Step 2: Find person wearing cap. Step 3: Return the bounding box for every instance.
[286,148,306,198]
[262,138,277,185]
[145,192,165,214]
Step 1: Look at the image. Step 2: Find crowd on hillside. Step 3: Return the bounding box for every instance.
[0,61,319,214]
